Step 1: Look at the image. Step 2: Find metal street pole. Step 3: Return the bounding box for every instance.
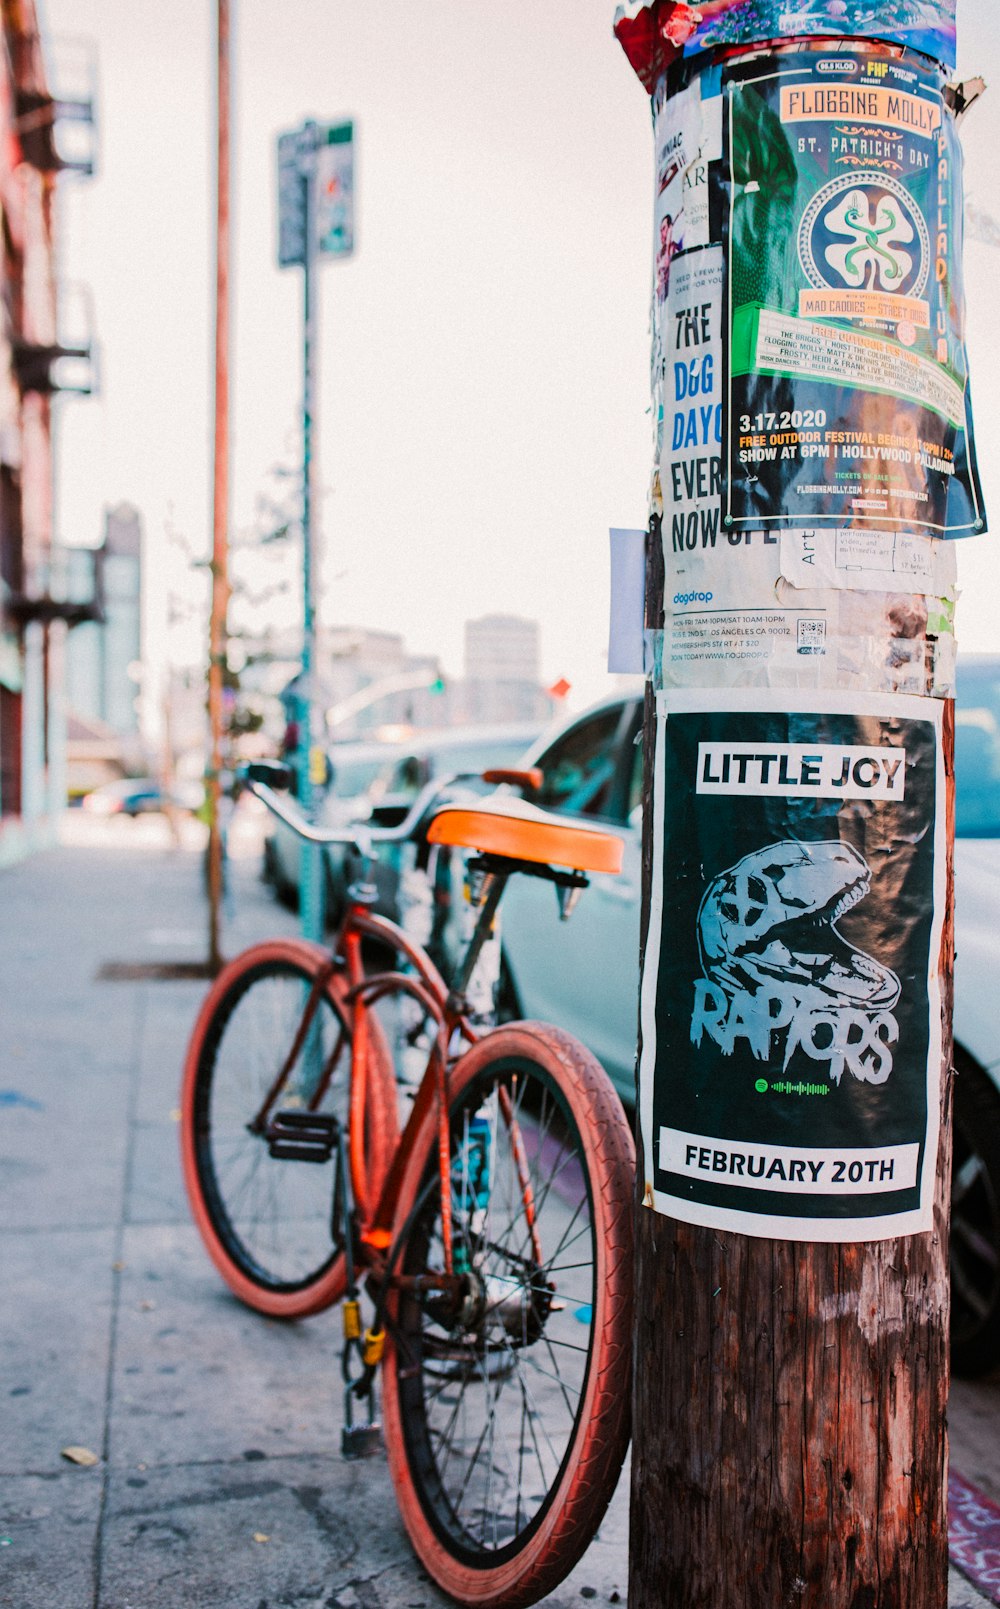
[206,0,230,974]
[277,116,354,942]
[297,120,325,946]
[615,3,985,1603]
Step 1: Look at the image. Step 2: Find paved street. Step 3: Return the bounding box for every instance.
[0,812,998,1607]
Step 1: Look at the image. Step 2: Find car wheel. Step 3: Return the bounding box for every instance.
[950,1049,1000,1377]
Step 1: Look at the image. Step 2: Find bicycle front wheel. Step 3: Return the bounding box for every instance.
[382,1022,634,1608]
[181,938,397,1318]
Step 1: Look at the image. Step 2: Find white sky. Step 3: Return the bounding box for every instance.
[37,1,1000,725]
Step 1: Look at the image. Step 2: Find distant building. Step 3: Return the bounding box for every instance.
[465,614,540,684]
[66,504,143,735]
[322,626,447,738]
[461,613,550,725]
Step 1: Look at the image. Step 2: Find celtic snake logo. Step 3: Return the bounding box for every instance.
[797,171,929,301]
[823,188,914,290]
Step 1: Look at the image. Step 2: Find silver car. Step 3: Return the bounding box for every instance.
[265,723,544,922]
[263,738,406,908]
[499,670,1000,1377]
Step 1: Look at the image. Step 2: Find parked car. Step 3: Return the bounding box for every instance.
[263,738,407,907]
[264,723,544,921]
[81,777,203,817]
[497,667,1000,1377]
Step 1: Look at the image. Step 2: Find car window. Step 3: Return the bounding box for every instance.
[330,755,398,798]
[534,709,623,818]
[428,736,535,777]
[626,726,644,819]
[385,754,428,798]
[956,664,1000,838]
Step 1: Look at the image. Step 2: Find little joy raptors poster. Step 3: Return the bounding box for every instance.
[639,689,945,1241]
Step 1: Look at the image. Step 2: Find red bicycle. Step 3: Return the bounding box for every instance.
[180,762,634,1608]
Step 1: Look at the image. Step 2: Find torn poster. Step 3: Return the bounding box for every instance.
[614,2,958,90]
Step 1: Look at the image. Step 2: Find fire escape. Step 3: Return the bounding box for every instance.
[4,24,99,632]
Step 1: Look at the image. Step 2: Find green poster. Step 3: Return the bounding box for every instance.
[724,50,984,536]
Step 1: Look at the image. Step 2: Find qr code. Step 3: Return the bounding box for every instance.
[797,618,826,656]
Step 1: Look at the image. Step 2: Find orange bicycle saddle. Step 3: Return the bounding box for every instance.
[426,795,624,875]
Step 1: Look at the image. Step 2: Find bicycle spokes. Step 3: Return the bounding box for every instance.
[393,1064,597,1556]
[198,963,354,1289]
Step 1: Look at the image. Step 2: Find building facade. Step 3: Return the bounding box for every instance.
[0,1,95,862]
[66,503,142,734]
[322,624,447,738]
[461,613,550,725]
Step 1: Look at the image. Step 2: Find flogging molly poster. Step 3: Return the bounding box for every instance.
[638,688,945,1240]
[725,51,985,537]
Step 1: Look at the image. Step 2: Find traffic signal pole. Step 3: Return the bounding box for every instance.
[277,117,355,944]
[616,5,984,1603]
[298,121,325,946]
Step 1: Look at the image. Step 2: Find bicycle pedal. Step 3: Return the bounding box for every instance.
[341,1421,383,1460]
[267,1110,338,1163]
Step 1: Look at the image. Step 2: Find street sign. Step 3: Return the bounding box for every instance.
[316,122,354,258]
[277,120,354,269]
[277,127,309,268]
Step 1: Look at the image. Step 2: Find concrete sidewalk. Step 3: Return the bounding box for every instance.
[0,817,994,1607]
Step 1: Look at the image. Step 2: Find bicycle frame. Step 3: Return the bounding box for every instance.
[347,890,537,1286]
[245,768,550,1290]
[344,885,544,1294]
[347,898,469,1267]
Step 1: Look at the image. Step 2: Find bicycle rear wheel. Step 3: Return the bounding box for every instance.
[181,938,397,1318]
[381,1022,634,1608]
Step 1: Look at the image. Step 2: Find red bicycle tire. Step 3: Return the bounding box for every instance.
[381,1022,634,1608]
[180,937,397,1319]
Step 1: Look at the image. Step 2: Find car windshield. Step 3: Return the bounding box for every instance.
[428,735,534,776]
[330,754,397,798]
[956,662,1000,838]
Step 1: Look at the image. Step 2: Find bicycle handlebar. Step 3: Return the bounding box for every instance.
[240,762,484,857]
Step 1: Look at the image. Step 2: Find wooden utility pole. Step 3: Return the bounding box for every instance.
[632,531,955,1607]
[619,6,981,1604]
[206,0,230,973]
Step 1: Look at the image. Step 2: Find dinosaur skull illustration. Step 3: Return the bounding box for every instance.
[697,840,900,1010]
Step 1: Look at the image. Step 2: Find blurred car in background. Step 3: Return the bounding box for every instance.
[264,722,544,920]
[499,694,642,1091]
[81,777,203,817]
[496,664,1000,1376]
[949,655,1000,1374]
[263,738,406,907]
